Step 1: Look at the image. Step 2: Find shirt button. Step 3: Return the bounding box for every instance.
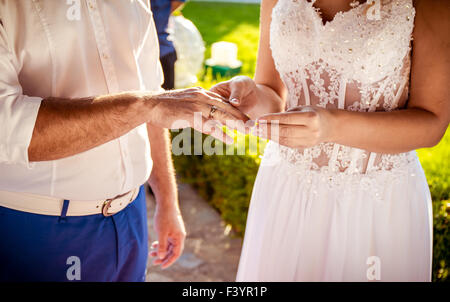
[102,53,108,60]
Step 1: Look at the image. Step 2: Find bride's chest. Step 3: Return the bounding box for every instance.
[270,0,415,83]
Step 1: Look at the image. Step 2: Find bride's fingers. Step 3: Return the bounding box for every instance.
[253,124,308,139]
[210,81,231,99]
[286,106,312,112]
[257,111,316,126]
[257,134,305,149]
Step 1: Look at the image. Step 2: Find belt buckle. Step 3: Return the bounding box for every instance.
[101,199,114,217]
[101,189,134,217]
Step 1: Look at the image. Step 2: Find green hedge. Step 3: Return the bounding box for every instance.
[172,129,449,282]
[172,130,264,235]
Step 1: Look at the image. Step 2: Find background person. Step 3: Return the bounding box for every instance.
[151,0,186,90]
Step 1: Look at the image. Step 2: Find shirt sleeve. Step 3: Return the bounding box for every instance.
[137,9,165,92]
[0,22,42,167]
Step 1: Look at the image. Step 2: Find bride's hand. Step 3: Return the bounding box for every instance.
[253,106,335,148]
[210,76,259,120]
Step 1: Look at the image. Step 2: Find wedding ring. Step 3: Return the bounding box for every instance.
[209,105,218,119]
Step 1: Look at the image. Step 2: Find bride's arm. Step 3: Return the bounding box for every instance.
[253,0,287,115]
[256,0,449,153]
[211,0,286,120]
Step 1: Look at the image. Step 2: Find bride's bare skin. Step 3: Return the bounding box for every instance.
[211,0,449,153]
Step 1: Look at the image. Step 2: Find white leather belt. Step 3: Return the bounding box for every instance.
[0,188,140,217]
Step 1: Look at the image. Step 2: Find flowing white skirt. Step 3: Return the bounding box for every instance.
[236,153,433,282]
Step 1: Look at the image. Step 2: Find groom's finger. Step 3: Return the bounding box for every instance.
[204,90,228,103]
[149,251,158,258]
[210,101,249,122]
[196,105,248,134]
[161,240,183,269]
[196,100,248,124]
[152,243,173,265]
[194,89,249,121]
[197,103,248,133]
[157,234,168,260]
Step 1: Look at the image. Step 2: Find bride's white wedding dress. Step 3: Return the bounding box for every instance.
[237,0,432,281]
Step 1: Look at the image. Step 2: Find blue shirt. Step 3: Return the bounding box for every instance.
[151,0,185,58]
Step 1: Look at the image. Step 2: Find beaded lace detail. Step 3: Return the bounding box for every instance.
[266,0,417,177]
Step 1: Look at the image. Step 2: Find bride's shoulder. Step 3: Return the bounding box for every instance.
[412,0,449,22]
[411,0,450,48]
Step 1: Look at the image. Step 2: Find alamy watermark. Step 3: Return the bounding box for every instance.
[366,256,381,281]
[66,255,81,281]
[170,112,278,157]
[66,0,81,21]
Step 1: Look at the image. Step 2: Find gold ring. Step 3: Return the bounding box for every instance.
[209,105,218,119]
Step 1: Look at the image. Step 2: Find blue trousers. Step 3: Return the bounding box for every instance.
[0,185,148,281]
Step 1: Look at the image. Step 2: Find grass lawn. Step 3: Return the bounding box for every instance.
[180,1,449,281]
[182,2,260,79]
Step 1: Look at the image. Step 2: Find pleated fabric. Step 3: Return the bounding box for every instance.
[236,156,432,282]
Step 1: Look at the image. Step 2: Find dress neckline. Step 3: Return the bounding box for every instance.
[306,0,366,27]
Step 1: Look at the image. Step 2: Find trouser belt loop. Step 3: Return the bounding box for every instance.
[59,199,70,223]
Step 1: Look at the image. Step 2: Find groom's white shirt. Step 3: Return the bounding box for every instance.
[0,0,163,200]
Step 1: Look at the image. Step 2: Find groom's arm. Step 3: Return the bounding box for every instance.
[147,123,186,268]
[147,124,178,211]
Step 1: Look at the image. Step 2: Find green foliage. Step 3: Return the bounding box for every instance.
[417,130,450,281]
[176,2,449,282]
[432,199,449,281]
[172,129,265,236]
[417,133,450,202]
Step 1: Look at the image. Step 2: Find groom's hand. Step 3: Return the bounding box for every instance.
[151,204,186,269]
[147,87,250,143]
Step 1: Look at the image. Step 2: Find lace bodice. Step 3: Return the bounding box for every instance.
[265,0,417,176]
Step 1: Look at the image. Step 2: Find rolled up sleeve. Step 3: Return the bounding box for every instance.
[0,24,42,166]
